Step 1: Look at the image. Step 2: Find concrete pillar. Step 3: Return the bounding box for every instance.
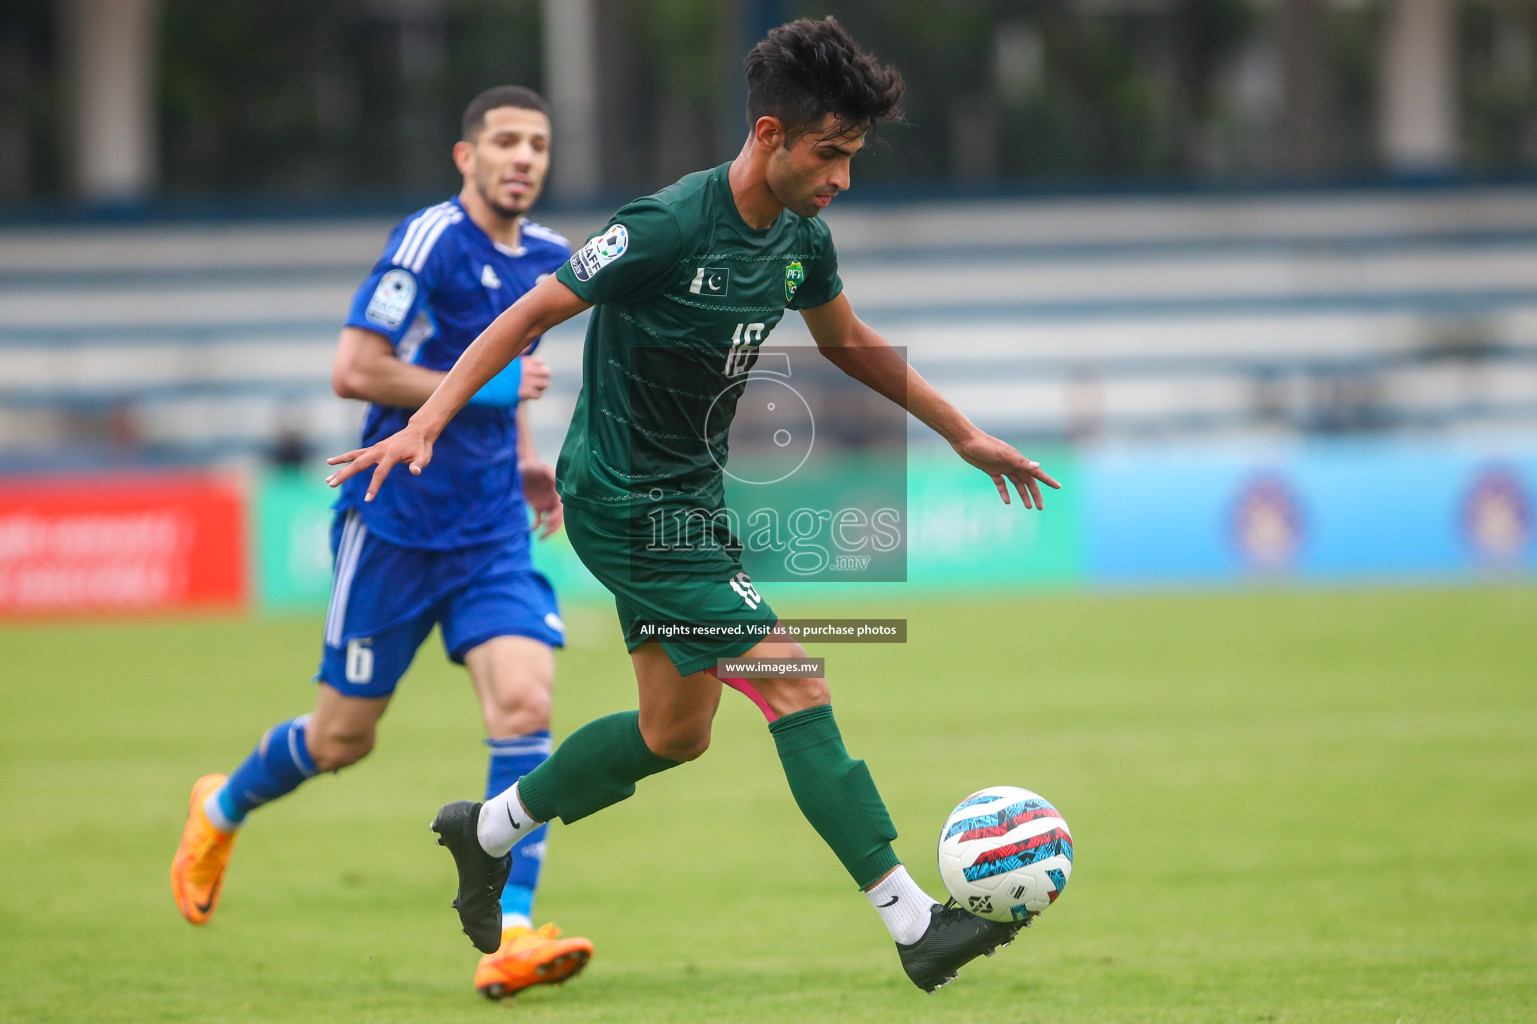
[397,14,448,189]
[1280,0,1332,176]
[1379,0,1459,173]
[60,0,161,201]
[368,0,446,189]
[542,0,600,201]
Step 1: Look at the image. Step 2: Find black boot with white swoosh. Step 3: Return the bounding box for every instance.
[895,899,1029,992]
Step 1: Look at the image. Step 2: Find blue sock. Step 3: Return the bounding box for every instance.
[486,730,552,925]
[216,715,320,825]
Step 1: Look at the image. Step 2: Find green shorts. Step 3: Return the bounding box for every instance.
[564,504,779,675]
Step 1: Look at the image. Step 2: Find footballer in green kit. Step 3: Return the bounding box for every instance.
[328,16,1061,993]
[553,151,847,674]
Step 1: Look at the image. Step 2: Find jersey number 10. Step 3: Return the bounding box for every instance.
[724,322,766,377]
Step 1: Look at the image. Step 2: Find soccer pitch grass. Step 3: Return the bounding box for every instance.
[2,587,1534,1024]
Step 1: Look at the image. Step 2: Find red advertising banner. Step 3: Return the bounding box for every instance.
[0,473,247,616]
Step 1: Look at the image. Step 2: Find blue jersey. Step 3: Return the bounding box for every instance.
[338,197,570,550]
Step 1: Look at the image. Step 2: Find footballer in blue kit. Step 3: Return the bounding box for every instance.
[171,86,593,999]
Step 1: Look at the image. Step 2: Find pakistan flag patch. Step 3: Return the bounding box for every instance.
[784,260,805,303]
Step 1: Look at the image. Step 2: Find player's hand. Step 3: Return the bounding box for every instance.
[520,459,564,538]
[518,354,551,401]
[950,432,1062,509]
[326,423,434,502]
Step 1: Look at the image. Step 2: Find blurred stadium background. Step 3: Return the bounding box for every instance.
[1,0,1535,613]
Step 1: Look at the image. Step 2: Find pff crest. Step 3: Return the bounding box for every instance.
[784,260,805,303]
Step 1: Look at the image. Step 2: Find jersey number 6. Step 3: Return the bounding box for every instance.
[345,638,375,684]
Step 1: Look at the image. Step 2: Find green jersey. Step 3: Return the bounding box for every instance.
[553,162,843,515]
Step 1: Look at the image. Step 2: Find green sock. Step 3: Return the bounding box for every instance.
[516,711,680,825]
[769,704,901,889]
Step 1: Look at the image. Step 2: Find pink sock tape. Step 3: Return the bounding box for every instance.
[718,675,779,723]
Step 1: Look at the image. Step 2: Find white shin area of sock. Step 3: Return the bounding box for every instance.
[477,782,544,858]
[865,865,937,946]
[202,788,240,833]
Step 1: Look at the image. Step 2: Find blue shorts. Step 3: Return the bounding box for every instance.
[317,510,564,698]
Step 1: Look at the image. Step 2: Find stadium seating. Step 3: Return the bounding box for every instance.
[3,184,1536,469]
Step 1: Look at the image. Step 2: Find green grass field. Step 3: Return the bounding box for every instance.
[2,586,1534,1023]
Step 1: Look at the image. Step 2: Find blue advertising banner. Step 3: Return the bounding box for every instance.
[250,456,1085,613]
[1083,441,1537,584]
[252,441,1535,611]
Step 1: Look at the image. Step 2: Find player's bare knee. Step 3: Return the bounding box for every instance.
[660,731,711,762]
[485,685,552,737]
[308,727,375,771]
[646,723,711,762]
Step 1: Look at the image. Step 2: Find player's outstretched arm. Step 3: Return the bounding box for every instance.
[800,293,1061,509]
[326,275,591,501]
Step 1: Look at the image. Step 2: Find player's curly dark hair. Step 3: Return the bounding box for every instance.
[744,17,905,143]
[461,85,550,142]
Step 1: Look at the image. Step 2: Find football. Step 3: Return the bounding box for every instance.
[937,786,1074,923]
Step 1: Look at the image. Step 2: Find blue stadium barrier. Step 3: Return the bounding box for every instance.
[1084,440,1537,584]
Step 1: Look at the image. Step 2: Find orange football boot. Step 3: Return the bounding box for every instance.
[473,923,593,999]
[170,774,238,924]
